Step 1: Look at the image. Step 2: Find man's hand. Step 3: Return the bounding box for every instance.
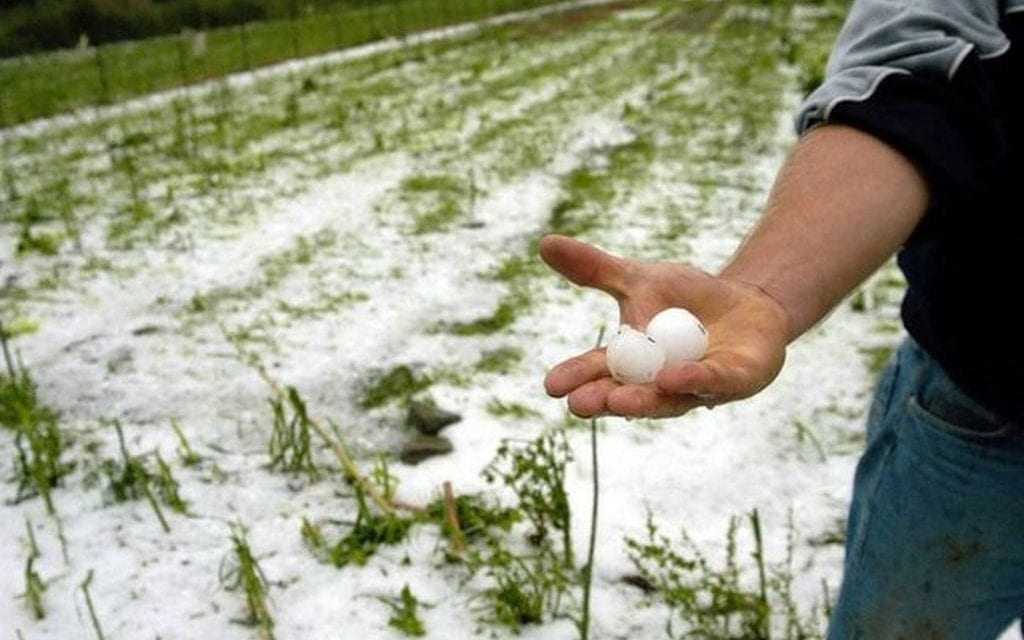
[540,234,790,419]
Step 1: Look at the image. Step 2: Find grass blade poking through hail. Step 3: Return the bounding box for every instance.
[580,325,605,640]
[80,570,106,640]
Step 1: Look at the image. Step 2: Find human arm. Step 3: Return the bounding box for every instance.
[718,124,927,342]
[542,0,1009,419]
[541,124,927,418]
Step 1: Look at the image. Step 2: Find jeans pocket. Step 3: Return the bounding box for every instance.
[903,340,1012,442]
[907,393,1010,442]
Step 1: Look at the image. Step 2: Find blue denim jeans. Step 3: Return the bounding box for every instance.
[828,338,1024,639]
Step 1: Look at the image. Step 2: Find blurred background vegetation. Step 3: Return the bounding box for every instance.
[0,0,389,56]
[0,0,569,124]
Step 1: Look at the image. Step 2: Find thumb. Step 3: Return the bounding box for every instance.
[539,234,630,297]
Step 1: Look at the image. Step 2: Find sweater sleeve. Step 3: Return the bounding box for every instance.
[796,0,1011,211]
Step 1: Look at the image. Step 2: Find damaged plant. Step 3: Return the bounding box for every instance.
[302,477,415,568]
[624,508,826,640]
[98,421,188,533]
[268,386,320,480]
[378,584,428,637]
[222,522,275,640]
[2,323,70,514]
[452,427,580,633]
[483,429,575,566]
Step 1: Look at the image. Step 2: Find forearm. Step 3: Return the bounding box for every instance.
[719,124,929,342]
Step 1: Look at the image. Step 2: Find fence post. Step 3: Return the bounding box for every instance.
[289,0,301,58]
[94,46,112,106]
[175,32,190,86]
[239,24,252,71]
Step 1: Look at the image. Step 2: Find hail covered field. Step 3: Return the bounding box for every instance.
[6,1,1000,638]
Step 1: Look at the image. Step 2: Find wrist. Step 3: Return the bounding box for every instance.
[717,271,796,345]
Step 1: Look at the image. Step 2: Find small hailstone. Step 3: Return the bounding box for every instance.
[606,326,666,385]
[645,307,708,365]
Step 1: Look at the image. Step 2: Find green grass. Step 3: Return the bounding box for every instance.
[396,173,469,234]
[223,522,275,638]
[486,398,541,419]
[267,386,321,479]
[1,329,69,515]
[484,253,547,283]
[439,288,531,336]
[0,0,566,126]
[625,509,827,639]
[423,492,521,544]
[320,482,415,567]
[380,584,428,637]
[360,365,434,409]
[475,346,523,374]
[170,419,203,466]
[98,420,187,533]
[859,344,895,378]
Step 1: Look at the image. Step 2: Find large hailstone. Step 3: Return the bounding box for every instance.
[605,308,708,385]
[645,307,708,366]
[606,326,665,385]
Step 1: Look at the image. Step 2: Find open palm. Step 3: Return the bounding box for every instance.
[540,235,791,419]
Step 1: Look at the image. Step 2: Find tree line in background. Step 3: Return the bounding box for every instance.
[0,0,386,57]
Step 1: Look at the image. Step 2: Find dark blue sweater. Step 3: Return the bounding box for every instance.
[797,1,1023,424]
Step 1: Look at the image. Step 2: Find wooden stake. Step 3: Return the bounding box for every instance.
[443,481,466,556]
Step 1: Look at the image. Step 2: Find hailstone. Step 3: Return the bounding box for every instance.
[606,326,666,385]
[645,307,708,365]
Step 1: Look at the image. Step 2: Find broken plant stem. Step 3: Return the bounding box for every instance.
[23,518,45,620]
[170,418,201,466]
[142,479,171,534]
[227,522,275,640]
[53,510,70,565]
[443,481,466,557]
[0,320,17,379]
[750,508,770,640]
[80,570,106,640]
